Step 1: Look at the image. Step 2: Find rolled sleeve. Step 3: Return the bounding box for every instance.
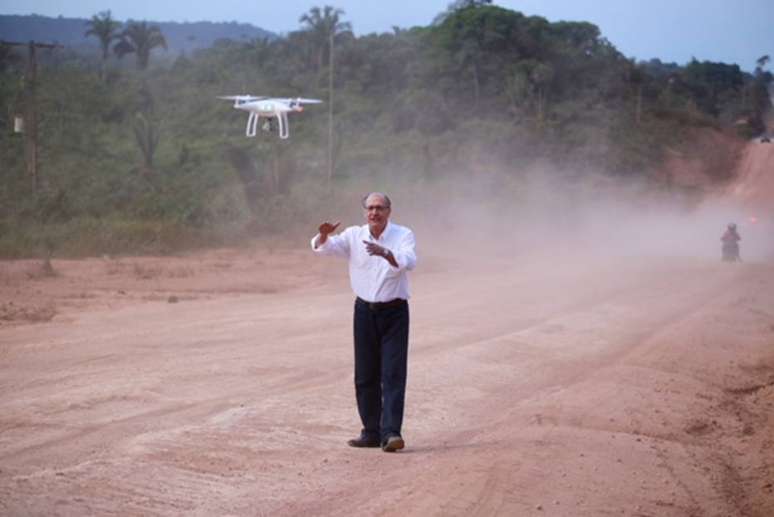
[390,230,417,271]
[311,229,351,258]
[310,234,326,251]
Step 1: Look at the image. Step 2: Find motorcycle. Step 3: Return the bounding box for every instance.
[721,242,741,262]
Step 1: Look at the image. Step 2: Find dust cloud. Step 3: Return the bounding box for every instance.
[369,166,774,268]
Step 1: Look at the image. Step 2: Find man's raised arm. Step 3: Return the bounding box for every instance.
[314,221,340,248]
[311,221,351,258]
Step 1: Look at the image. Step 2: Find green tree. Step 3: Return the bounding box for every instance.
[626,61,646,125]
[84,11,121,62]
[0,42,21,73]
[433,0,493,25]
[431,5,539,108]
[298,5,352,74]
[132,112,160,174]
[84,10,121,80]
[115,21,168,70]
[507,60,554,126]
[680,59,744,117]
[747,54,773,133]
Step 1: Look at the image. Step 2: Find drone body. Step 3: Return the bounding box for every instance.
[218,95,322,139]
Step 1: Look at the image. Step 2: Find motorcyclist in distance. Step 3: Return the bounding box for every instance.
[721,223,741,262]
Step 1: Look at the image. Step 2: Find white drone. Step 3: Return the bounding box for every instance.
[218,95,322,139]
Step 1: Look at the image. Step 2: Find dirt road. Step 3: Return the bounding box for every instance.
[1,246,773,516]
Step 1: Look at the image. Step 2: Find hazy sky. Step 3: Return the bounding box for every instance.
[2,0,772,70]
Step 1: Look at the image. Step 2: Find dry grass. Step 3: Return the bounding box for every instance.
[25,258,58,280]
[132,263,162,280]
[0,302,57,324]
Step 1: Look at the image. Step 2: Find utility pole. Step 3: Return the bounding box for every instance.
[1,40,62,192]
[327,30,334,191]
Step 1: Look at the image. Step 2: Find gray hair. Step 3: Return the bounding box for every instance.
[361,192,392,209]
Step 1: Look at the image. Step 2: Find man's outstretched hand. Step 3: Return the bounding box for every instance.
[316,221,340,247]
[363,240,398,267]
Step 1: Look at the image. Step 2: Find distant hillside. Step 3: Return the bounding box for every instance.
[0,14,276,54]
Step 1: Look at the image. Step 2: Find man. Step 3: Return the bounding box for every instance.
[721,222,741,262]
[311,192,417,452]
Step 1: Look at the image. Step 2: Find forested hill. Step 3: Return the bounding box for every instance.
[0,14,275,54]
[0,4,771,258]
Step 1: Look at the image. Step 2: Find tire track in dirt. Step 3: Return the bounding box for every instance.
[399,265,774,517]
[0,362,349,465]
[264,263,754,516]
[2,258,772,516]
[282,264,768,515]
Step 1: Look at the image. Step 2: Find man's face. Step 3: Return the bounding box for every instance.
[364,194,391,231]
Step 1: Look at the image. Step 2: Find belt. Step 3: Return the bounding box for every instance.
[356,297,407,310]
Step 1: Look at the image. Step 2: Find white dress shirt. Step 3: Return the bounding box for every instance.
[311,221,417,302]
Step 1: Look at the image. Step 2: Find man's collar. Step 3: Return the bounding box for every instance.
[367,220,391,240]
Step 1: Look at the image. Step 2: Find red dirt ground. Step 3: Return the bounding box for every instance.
[2,138,774,516]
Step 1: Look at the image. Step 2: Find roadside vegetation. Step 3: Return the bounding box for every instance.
[0,1,771,257]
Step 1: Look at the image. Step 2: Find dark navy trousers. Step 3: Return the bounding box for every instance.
[353,298,409,443]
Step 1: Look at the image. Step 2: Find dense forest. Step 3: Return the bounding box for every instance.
[0,2,771,257]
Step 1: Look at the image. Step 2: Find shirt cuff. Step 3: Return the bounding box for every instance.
[390,251,404,270]
[311,234,325,251]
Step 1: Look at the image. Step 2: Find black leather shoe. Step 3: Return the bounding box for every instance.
[347,435,380,448]
[381,435,405,452]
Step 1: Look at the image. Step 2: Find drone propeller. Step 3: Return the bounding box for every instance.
[217,95,266,102]
[286,97,323,111]
[293,97,323,104]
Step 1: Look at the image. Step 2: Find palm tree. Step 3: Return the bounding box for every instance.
[298,6,351,73]
[299,6,351,188]
[85,11,121,60]
[84,10,121,77]
[755,55,770,75]
[115,21,167,70]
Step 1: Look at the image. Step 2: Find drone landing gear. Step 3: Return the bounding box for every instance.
[277,111,290,139]
[246,112,260,137]
[264,113,289,139]
[244,111,290,139]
